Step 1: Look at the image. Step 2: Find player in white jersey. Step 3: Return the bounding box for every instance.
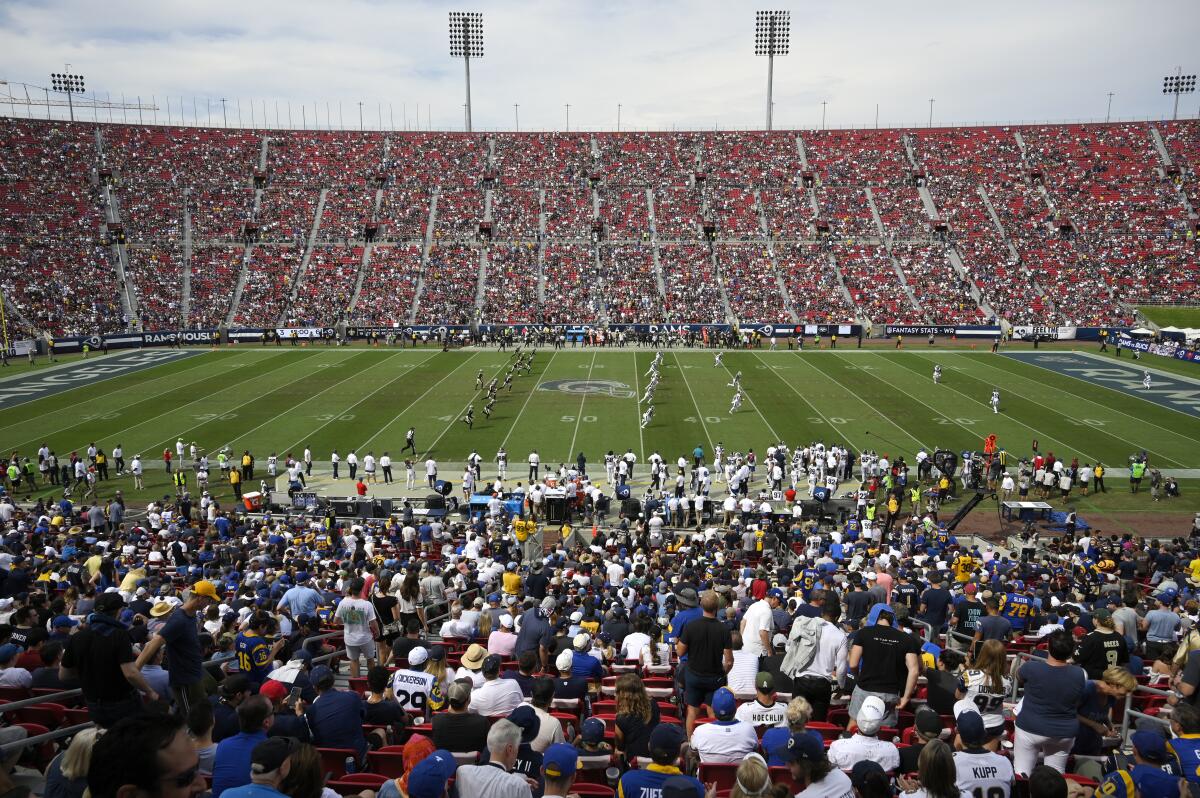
[953,708,1014,798]
[646,353,662,375]
[714,352,724,367]
[495,447,508,480]
[641,405,654,429]
[1143,371,1152,390]
[730,390,743,414]
[728,370,742,389]
[390,653,438,715]
[990,390,1000,414]
[267,453,278,477]
[642,384,656,404]
[933,364,942,384]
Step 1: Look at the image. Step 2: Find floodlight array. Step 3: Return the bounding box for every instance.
[51,72,85,93]
[1163,74,1197,94]
[754,10,790,57]
[449,12,484,58]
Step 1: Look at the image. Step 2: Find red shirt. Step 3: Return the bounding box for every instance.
[355,481,367,496]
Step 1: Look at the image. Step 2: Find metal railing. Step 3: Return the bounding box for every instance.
[0,689,82,714]
[423,577,501,633]
[0,722,93,755]
[1120,685,1173,745]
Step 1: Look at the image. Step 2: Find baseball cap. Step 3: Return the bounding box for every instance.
[0,644,19,664]
[1093,607,1113,625]
[428,645,446,662]
[509,705,541,743]
[499,614,514,628]
[956,709,988,747]
[540,596,557,611]
[648,724,686,759]
[581,717,605,744]
[856,695,886,734]
[556,649,574,672]
[755,672,775,693]
[447,680,472,708]
[95,592,125,613]
[573,633,591,651]
[570,611,583,622]
[408,646,429,667]
[406,750,457,798]
[964,583,977,595]
[51,615,78,629]
[310,665,334,688]
[482,654,502,675]
[543,743,578,780]
[766,587,784,600]
[250,736,298,775]
[850,760,886,791]
[865,603,894,626]
[259,680,288,704]
[914,707,943,738]
[1131,730,1169,764]
[192,581,220,600]
[461,643,487,671]
[782,731,825,763]
[711,687,736,719]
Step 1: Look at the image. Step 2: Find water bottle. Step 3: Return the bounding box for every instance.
[344,756,355,775]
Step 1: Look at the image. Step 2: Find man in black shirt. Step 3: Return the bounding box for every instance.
[844,579,872,624]
[1074,608,1129,679]
[920,581,954,632]
[893,573,921,617]
[949,587,984,650]
[676,590,733,738]
[61,592,158,727]
[432,680,490,753]
[390,619,425,665]
[502,651,541,696]
[524,562,550,600]
[847,604,921,728]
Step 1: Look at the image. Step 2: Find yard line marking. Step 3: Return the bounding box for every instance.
[23,350,315,457]
[672,352,715,454]
[956,352,1200,448]
[501,350,559,451]
[226,350,419,453]
[0,351,230,435]
[888,354,1105,464]
[793,353,928,452]
[751,352,860,452]
[420,351,524,459]
[567,352,598,461]
[137,351,354,457]
[630,352,645,460]
[361,352,482,455]
[715,355,782,439]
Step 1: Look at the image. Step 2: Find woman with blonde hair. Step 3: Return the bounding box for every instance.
[1074,665,1137,756]
[614,673,660,760]
[731,752,791,798]
[44,728,103,798]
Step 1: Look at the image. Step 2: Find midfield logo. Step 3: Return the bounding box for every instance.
[538,379,636,398]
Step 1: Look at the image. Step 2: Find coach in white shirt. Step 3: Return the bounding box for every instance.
[468,654,525,717]
[691,688,760,763]
[828,695,900,772]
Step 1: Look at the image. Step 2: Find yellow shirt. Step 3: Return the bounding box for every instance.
[502,572,522,595]
[230,470,241,485]
[1190,558,1200,581]
[119,567,146,592]
[954,556,975,582]
[85,554,103,577]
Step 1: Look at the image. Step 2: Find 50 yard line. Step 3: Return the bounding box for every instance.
[567,352,598,461]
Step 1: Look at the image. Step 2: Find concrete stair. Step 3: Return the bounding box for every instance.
[278,187,329,325]
[408,189,441,324]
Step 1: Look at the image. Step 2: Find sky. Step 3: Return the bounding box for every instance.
[0,0,1197,132]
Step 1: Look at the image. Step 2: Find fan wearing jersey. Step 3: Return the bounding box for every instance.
[953,709,1014,798]
[390,646,437,717]
[996,591,1032,633]
[690,687,759,764]
[734,672,789,729]
[956,640,1012,741]
[1103,731,1184,798]
[1167,703,1200,785]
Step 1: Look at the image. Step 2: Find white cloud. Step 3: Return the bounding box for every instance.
[1,0,1196,131]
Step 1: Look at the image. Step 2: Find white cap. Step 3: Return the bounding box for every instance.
[556,649,574,672]
[573,633,591,650]
[499,614,514,628]
[865,571,878,580]
[570,611,583,622]
[408,646,429,667]
[857,695,886,734]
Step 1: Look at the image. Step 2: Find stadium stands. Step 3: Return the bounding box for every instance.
[2,118,1198,333]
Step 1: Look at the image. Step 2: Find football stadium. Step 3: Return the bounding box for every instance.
[2,2,1200,796]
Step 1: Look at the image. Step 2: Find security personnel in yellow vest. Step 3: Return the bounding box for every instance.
[230,467,243,501]
[173,469,187,496]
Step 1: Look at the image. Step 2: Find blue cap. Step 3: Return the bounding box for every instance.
[866,603,895,626]
[955,709,987,746]
[542,743,578,779]
[509,705,540,743]
[766,588,785,600]
[310,665,333,686]
[581,717,606,744]
[0,644,20,663]
[295,571,309,582]
[52,615,78,629]
[1131,730,1169,764]
[488,593,501,603]
[648,723,686,757]
[406,750,457,798]
[783,731,825,763]
[711,687,736,719]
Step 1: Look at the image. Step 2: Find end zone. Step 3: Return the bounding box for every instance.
[0,350,206,410]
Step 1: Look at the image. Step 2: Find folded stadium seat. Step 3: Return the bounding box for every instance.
[572,786,615,798]
[807,722,843,741]
[591,700,617,715]
[552,697,583,714]
[347,677,368,696]
[699,763,739,794]
[11,703,66,730]
[0,688,30,702]
[1064,774,1099,789]
[551,711,580,737]
[326,773,387,796]
[827,707,850,728]
[366,750,406,777]
[316,747,358,780]
[14,723,53,770]
[63,708,91,727]
[362,724,393,746]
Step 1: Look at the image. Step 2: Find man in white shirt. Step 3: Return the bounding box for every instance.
[330,449,340,479]
[740,588,782,660]
[469,655,525,717]
[528,450,540,482]
[363,453,376,483]
[690,687,759,763]
[346,450,359,480]
[424,457,438,488]
[379,452,392,483]
[828,695,900,772]
[734,672,788,728]
[333,577,378,679]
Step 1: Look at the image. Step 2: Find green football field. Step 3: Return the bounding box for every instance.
[3,345,1199,523]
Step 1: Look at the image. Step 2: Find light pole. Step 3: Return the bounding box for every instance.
[1163,68,1196,121]
[513,103,519,131]
[220,98,228,127]
[565,103,570,132]
[754,10,790,131]
[820,100,827,130]
[50,67,85,122]
[1105,92,1114,123]
[928,98,934,127]
[358,101,364,131]
[449,11,484,133]
[617,103,622,132]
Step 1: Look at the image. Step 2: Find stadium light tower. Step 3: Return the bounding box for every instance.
[754,10,789,131]
[1163,68,1196,121]
[50,67,85,122]
[449,11,484,132]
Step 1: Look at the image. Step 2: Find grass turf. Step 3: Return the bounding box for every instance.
[1137,306,1200,328]
[3,345,1198,524]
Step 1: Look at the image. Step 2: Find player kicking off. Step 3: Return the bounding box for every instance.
[641,405,654,429]
[990,389,1000,414]
[714,352,724,367]
[933,364,942,384]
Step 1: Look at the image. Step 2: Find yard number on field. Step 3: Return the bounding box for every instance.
[807,416,853,425]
